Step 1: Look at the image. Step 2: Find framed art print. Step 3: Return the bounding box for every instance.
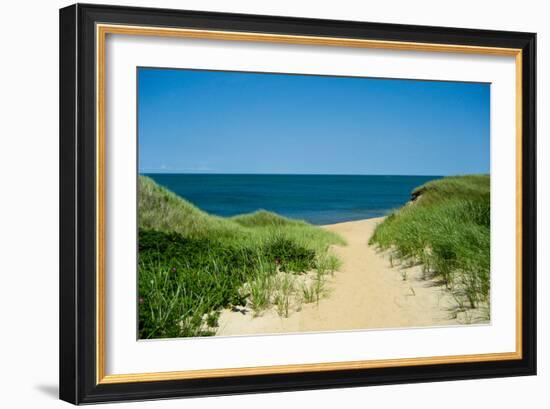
[59,3,536,404]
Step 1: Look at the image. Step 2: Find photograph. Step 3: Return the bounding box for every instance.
[137,67,491,339]
[56,3,536,404]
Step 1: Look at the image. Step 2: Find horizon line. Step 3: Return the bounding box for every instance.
[138,171,473,177]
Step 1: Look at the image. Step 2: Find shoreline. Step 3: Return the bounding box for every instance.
[320,215,386,228]
[216,216,486,337]
[309,215,388,228]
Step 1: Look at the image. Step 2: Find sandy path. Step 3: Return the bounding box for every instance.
[216,217,469,336]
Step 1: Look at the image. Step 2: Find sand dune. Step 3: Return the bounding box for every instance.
[216,217,486,336]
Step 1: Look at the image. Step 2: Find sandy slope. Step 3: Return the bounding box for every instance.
[216,217,483,336]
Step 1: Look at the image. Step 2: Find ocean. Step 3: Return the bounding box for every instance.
[143,174,441,225]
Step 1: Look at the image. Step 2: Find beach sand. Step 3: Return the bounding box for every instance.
[216,217,485,336]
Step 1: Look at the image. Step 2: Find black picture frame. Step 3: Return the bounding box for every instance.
[59,3,536,405]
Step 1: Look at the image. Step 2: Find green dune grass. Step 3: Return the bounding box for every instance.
[369,175,490,313]
[138,176,344,339]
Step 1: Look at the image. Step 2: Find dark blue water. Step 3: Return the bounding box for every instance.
[144,174,441,225]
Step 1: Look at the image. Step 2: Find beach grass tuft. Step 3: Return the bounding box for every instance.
[138,176,344,339]
[369,174,490,312]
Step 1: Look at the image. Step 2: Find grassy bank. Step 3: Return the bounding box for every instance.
[138,176,344,339]
[369,175,490,314]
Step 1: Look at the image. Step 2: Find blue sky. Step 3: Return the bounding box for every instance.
[138,68,490,176]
